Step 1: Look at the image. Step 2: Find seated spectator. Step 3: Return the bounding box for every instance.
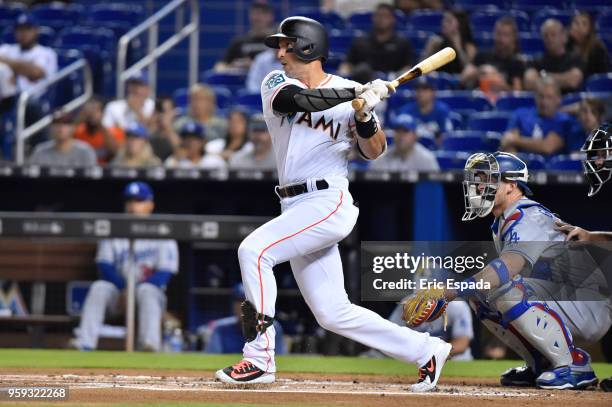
[102,75,155,130]
[501,77,571,156]
[174,84,227,141]
[74,97,125,164]
[207,108,250,160]
[387,299,473,360]
[422,10,476,74]
[567,11,610,78]
[524,19,583,93]
[213,1,275,72]
[149,96,181,161]
[339,3,414,83]
[566,98,607,152]
[111,123,161,167]
[0,13,58,150]
[246,49,282,93]
[229,114,275,170]
[165,121,227,169]
[71,182,179,351]
[204,283,285,354]
[461,17,524,92]
[370,114,439,171]
[29,112,96,167]
[393,77,453,141]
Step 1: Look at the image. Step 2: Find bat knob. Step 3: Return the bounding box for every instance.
[351,98,365,111]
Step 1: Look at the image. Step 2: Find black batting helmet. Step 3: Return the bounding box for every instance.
[264,16,328,62]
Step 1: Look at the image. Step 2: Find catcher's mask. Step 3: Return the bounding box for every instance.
[462,152,531,221]
[581,122,612,197]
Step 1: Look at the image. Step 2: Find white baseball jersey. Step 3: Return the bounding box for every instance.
[0,43,57,97]
[96,239,179,283]
[261,70,375,186]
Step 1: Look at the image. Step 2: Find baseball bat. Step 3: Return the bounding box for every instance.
[351,47,457,111]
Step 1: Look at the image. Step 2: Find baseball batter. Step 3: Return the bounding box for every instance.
[450,152,611,389]
[215,17,452,391]
[72,182,179,351]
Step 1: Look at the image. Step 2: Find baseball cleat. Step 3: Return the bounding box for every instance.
[536,365,598,390]
[410,340,452,393]
[500,366,538,387]
[215,360,275,385]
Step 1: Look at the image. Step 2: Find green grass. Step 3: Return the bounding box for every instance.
[0,349,611,378]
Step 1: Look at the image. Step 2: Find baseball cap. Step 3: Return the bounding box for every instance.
[123,181,154,201]
[390,114,417,132]
[249,113,268,132]
[179,120,206,139]
[15,13,38,28]
[125,123,150,139]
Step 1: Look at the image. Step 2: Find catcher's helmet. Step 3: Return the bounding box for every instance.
[264,16,329,62]
[462,152,532,221]
[581,122,612,197]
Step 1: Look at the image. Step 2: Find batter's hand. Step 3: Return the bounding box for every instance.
[364,79,396,100]
[355,89,381,120]
[554,220,591,241]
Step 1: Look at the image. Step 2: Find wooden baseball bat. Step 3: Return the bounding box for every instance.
[351,47,457,111]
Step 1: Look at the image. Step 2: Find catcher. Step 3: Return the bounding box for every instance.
[402,151,612,390]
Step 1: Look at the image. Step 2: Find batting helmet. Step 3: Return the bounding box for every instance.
[462,152,531,221]
[264,16,328,62]
[581,122,612,197]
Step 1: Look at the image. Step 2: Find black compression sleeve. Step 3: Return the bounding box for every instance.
[272,84,356,114]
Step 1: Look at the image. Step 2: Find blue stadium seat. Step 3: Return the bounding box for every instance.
[31,3,84,32]
[532,9,574,32]
[235,90,263,113]
[87,4,144,36]
[348,12,373,31]
[401,30,433,56]
[201,70,246,92]
[546,155,583,171]
[329,29,361,55]
[54,49,85,107]
[2,25,56,47]
[585,73,612,93]
[561,92,582,106]
[495,92,535,111]
[436,91,492,116]
[574,0,612,12]
[398,71,458,91]
[453,2,502,12]
[172,87,189,110]
[603,35,612,55]
[441,130,501,152]
[435,151,472,170]
[409,11,444,33]
[473,33,494,49]
[418,137,438,151]
[296,10,345,30]
[516,153,546,170]
[512,0,570,12]
[518,34,544,56]
[0,3,25,26]
[471,10,531,33]
[467,112,512,133]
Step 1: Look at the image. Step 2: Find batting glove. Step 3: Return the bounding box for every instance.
[365,79,396,100]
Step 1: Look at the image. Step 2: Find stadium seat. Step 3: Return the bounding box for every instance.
[516,153,546,170]
[348,12,373,31]
[54,49,85,107]
[401,30,433,56]
[453,1,502,12]
[546,155,583,171]
[576,0,612,12]
[512,0,570,12]
[172,87,189,110]
[471,10,531,33]
[87,4,144,36]
[409,11,444,33]
[235,90,263,113]
[585,73,612,93]
[296,10,345,30]
[561,92,582,106]
[201,70,246,92]
[473,33,494,49]
[436,91,492,116]
[31,3,84,32]
[441,130,501,153]
[435,151,472,170]
[2,25,56,47]
[467,112,512,133]
[0,3,25,26]
[211,86,233,112]
[597,12,612,35]
[518,34,544,56]
[329,29,361,55]
[532,9,574,31]
[495,92,535,111]
[418,137,438,151]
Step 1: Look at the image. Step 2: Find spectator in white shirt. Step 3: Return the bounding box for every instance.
[229,113,275,170]
[370,114,440,172]
[102,75,155,130]
[246,49,282,93]
[165,121,227,170]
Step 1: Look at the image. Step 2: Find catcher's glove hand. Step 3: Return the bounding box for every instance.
[402,288,448,328]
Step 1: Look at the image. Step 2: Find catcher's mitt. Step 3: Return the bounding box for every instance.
[402,288,448,328]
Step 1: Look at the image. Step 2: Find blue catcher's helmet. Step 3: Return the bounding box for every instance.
[462,151,531,221]
[581,122,611,197]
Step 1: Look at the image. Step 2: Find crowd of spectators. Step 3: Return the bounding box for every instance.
[1,0,611,173]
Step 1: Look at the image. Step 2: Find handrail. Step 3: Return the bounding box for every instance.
[116,0,199,98]
[15,58,93,164]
